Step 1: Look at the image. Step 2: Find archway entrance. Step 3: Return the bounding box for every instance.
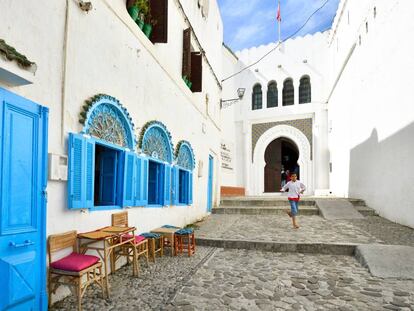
[264,138,299,193]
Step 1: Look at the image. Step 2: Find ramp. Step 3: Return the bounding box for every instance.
[356,244,414,279]
[316,199,364,220]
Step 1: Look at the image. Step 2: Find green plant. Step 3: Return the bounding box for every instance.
[136,0,149,16]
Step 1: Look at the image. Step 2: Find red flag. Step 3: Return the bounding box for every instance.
[277,1,281,22]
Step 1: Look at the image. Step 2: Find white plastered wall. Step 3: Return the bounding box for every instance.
[328,0,414,227]
[0,0,224,277]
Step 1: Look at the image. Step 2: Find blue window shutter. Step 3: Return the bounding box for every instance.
[122,151,136,207]
[188,171,193,205]
[163,164,171,206]
[85,139,95,208]
[135,156,142,206]
[68,133,95,209]
[142,157,149,206]
[171,166,179,205]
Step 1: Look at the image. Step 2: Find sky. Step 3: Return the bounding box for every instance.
[217,0,341,52]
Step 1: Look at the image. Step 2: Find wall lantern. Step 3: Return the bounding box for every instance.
[220,88,246,109]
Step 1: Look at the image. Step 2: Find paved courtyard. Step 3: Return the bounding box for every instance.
[195,215,414,246]
[52,214,414,310]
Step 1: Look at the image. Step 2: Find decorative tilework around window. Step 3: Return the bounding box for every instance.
[252,118,313,161]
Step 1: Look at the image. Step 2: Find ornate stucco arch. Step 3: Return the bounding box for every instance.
[139,121,174,163]
[80,94,136,149]
[252,125,313,195]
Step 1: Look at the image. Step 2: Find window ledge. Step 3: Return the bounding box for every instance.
[89,205,123,212]
[147,205,164,208]
[0,57,35,86]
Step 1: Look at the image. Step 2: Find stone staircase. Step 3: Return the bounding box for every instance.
[213,196,377,216]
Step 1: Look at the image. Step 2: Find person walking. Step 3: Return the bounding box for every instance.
[280,172,306,229]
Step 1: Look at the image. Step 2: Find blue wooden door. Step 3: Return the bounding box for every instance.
[207,155,214,212]
[0,88,48,311]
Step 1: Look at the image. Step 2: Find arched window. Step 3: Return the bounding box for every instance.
[267,81,278,108]
[299,76,311,104]
[173,141,195,205]
[252,84,262,110]
[283,79,294,106]
[140,121,174,206]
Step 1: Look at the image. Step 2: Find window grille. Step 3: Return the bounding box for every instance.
[299,76,311,104]
[267,82,278,108]
[283,79,294,106]
[252,84,263,110]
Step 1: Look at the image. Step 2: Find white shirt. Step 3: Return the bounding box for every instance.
[281,180,306,198]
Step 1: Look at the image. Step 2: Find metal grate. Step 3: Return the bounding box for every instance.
[252,84,263,110]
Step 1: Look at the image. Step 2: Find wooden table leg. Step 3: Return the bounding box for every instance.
[160,236,164,257]
[132,242,138,276]
[104,247,110,298]
[170,233,175,256]
[151,238,155,262]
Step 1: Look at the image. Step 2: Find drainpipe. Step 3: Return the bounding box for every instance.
[61,0,70,149]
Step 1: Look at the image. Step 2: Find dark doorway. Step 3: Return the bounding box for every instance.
[94,144,121,206]
[264,138,299,192]
[148,160,164,205]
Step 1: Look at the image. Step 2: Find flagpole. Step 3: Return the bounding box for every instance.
[278,0,281,43]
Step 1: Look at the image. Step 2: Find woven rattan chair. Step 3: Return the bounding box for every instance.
[111,211,149,272]
[48,230,106,311]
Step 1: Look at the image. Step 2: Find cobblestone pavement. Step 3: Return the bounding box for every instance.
[50,247,215,311]
[51,214,414,310]
[172,249,414,311]
[195,215,414,246]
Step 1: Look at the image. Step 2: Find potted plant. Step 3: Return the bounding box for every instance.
[182,75,192,89]
[143,12,157,38]
[135,0,149,30]
[126,0,140,21]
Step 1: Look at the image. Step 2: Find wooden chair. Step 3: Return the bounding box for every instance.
[174,228,196,257]
[48,230,106,311]
[111,211,149,273]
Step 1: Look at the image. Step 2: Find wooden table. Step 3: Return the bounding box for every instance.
[78,226,138,297]
[150,227,180,256]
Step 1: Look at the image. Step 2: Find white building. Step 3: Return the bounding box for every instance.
[221,0,414,229]
[0,0,224,307]
[1,0,414,308]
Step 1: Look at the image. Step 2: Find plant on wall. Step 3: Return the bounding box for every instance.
[0,39,35,69]
[127,0,148,29]
[182,75,192,89]
[126,0,158,38]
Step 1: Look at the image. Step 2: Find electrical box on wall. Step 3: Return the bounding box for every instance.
[198,160,203,177]
[48,153,68,181]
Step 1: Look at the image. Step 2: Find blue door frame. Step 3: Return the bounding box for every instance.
[0,88,49,310]
[207,155,214,212]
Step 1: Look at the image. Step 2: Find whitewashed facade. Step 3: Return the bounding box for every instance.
[221,32,331,196]
[221,0,414,228]
[0,0,223,242]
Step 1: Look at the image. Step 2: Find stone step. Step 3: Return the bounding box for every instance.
[212,206,319,215]
[220,198,316,207]
[196,237,356,256]
[354,205,378,217]
[220,197,368,208]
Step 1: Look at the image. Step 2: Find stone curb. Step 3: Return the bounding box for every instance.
[212,207,319,215]
[196,238,356,256]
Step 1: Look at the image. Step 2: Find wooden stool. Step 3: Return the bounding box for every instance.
[174,229,196,257]
[142,233,164,262]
